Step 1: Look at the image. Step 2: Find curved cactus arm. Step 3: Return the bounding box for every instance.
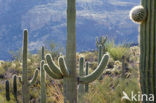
[46,54,63,76]
[44,64,63,79]
[18,76,23,84]
[58,56,69,77]
[78,54,109,84]
[29,69,39,86]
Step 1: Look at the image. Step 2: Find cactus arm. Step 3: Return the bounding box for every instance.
[46,54,63,76]
[44,64,63,79]
[58,56,69,77]
[29,69,39,86]
[78,54,109,84]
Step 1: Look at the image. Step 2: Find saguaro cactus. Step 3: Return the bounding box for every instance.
[5,80,10,101]
[40,46,46,103]
[85,62,89,92]
[78,57,85,96]
[43,0,109,103]
[13,75,18,102]
[96,36,107,57]
[19,30,39,103]
[130,0,155,102]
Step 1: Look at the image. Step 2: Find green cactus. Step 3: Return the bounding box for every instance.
[40,46,46,103]
[96,36,107,56]
[78,57,85,97]
[5,80,10,101]
[43,0,109,103]
[85,62,89,92]
[130,0,155,102]
[13,75,18,102]
[19,30,39,103]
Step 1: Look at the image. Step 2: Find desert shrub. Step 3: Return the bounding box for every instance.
[105,40,130,61]
[108,46,130,61]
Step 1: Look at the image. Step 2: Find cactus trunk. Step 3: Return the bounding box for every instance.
[13,75,18,102]
[64,0,77,102]
[40,46,46,103]
[140,0,155,102]
[130,0,156,102]
[78,57,85,97]
[22,30,29,103]
[5,80,10,101]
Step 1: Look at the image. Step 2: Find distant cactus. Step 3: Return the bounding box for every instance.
[130,0,155,102]
[13,75,18,102]
[78,57,85,97]
[5,80,10,101]
[40,46,46,103]
[44,1,109,101]
[96,36,107,56]
[19,30,39,103]
[85,62,89,92]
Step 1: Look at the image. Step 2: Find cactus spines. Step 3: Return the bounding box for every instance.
[129,6,147,23]
[130,0,156,102]
[5,80,10,101]
[85,62,89,92]
[21,29,39,103]
[40,46,46,103]
[13,75,17,101]
[78,57,85,96]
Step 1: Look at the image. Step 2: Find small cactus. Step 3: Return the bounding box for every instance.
[13,75,18,102]
[5,80,10,101]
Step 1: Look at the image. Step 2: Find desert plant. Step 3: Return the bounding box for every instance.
[43,1,109,103]
[5,80,10,101]
[130,1,155,102]
[40,46,46,103]
[18,30,39,103]
[85,62,89,92]
[96,36,107,55]
[78,57,85,97]
[13,75,18,102]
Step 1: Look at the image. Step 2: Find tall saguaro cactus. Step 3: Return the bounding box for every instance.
[40,46,46,103]
[19,30,39,103]
[130,0,155,102]
[44,0,109,103]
